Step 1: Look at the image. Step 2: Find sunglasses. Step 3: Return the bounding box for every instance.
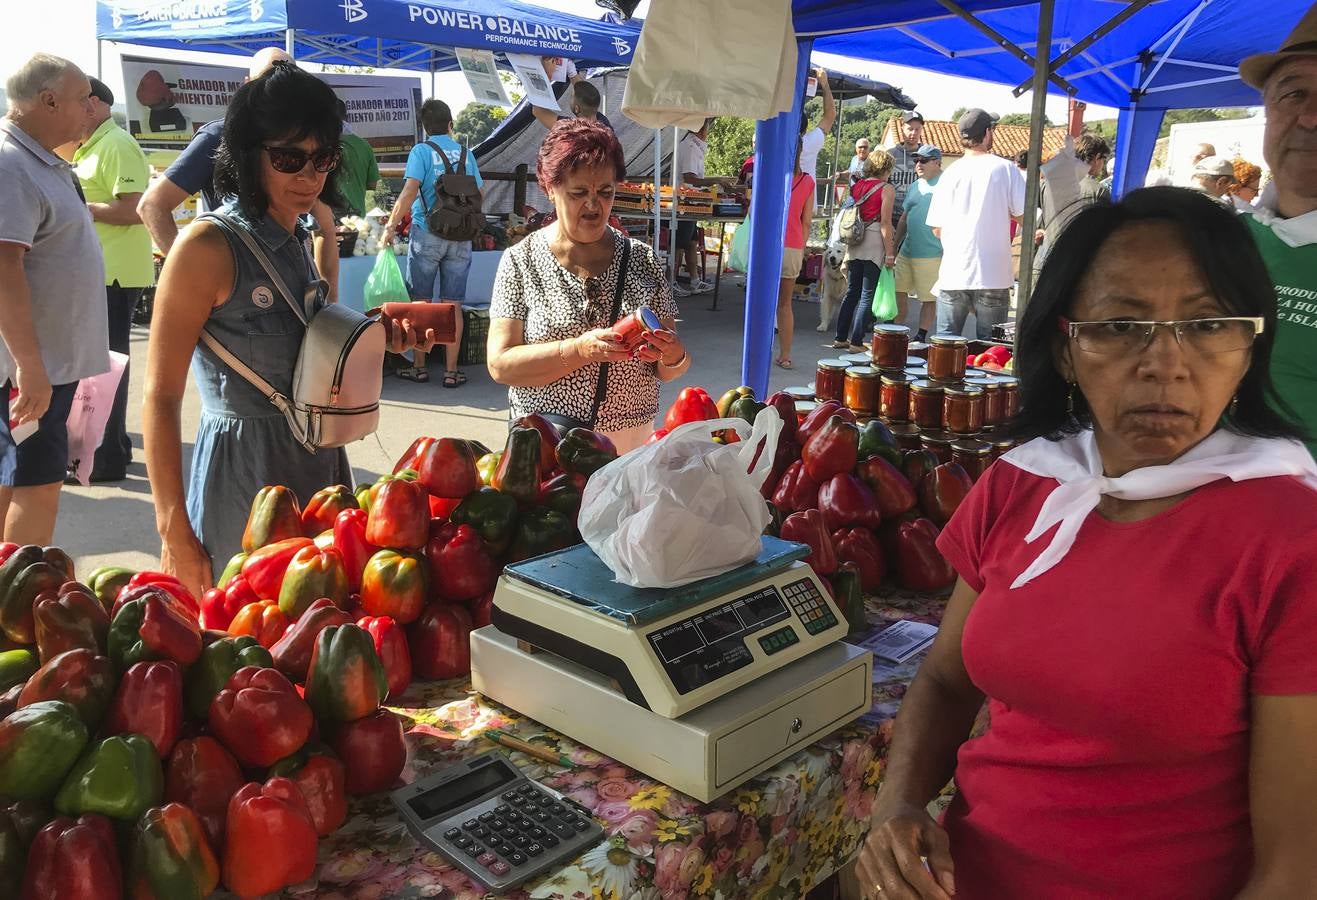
[262,145,341,174]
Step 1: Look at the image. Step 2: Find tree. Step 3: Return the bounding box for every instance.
[705,117,756,178]
[452,103,507,147]
[1158,107,1249,139]
[998,112,1053,127]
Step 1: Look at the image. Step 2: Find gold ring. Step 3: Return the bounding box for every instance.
[872,885,884,894]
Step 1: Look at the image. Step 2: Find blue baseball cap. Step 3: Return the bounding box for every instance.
[913,144,942,161]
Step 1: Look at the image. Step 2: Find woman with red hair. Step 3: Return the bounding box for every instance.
[486,119,690,453]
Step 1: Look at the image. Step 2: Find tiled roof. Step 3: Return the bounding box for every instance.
[883,118,1069,162]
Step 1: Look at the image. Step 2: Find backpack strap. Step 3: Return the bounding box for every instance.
[198,212,311,325]
[854,182,883,222]
[588,233,631,430]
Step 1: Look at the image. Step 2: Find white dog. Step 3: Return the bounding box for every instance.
[817,242,850,331]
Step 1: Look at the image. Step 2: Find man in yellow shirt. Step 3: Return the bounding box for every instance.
[73,78,153,482]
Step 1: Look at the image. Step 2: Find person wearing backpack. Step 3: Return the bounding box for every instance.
[831,150,895,351]
[382,98,483,387]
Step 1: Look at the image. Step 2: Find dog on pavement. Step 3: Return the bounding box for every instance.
[817,241,849,332]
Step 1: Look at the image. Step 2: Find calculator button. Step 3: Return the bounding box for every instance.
[464,818,480,829]
[532,810,552,822]
[539,833,559,848]
[462,843,483,858]
[525,842,544,857]
[468,825,488,838]
[517,817,535,830]
[443,827,461,840]
[550,822,575,839]
[507,850,528,865]
[488,816,506,829]
[572,818,592,832]
[489,860,511,877]
[513,835,532,848]
[501,790,519,801]
[495,803,512,815]
[478,812,496,823]
[527,825,546,837]
[477,852,497,867]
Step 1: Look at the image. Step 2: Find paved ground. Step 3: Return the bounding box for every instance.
[59,276,892,574]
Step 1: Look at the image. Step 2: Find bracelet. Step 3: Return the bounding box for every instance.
[558,339,573,366]
[661,351,688,370]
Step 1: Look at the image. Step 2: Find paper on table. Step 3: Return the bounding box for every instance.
[856,619,937,665]
[506,53,564,112]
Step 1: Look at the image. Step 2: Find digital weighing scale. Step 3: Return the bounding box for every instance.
[489,537,851,718]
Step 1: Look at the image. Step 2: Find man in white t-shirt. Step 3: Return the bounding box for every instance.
[797,68,835,180]
[924,108,1025,339]
[672,119,737,296]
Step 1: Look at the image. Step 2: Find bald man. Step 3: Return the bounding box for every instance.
[135,48,337,299]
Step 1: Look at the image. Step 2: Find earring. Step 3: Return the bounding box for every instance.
[1066,382,1075,416]
[1229,394,1239,417]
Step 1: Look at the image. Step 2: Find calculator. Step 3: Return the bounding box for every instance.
[391,751,605,891]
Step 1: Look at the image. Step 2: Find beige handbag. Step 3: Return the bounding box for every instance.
[197,213,385,452]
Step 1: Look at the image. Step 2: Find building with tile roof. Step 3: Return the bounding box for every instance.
[881,117,1069,166]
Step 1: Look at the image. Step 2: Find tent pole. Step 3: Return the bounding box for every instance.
[668,125,680,285]
[827,98,843,217]
[430,70,436,99]
[652,128,662,252]
[1014,0,1055,334]
[96,40,103,80]
[285,29,295,59]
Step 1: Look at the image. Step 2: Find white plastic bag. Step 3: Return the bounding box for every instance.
[578,408,783,588]
[65,351,128,486]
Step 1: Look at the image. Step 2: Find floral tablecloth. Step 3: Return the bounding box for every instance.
[287,589,949,900]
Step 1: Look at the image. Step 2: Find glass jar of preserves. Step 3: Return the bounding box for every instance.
[927,334,969,382]
[879,373,910,422]
[841,351,871,366]
[989,434,1015,461]
[815,359,849,403]
[843,366,880,416]
[871,324,911,370]
[794,400,817,426]
[943,384,985,435]
[994,375,1020,419]
[965,376,1004,426]
[920,430,954,464]
[951,440,993,481]
[784,385,815,402]
[888,422,922,451]
[908,379,944,430]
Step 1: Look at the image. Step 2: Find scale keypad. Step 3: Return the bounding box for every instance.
[782,577,839,635]
[758,625,800,655]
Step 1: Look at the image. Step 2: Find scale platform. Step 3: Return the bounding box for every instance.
[471,626,873,802]
[491,538,849,718]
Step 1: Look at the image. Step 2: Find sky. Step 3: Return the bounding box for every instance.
[3,0,1119,124]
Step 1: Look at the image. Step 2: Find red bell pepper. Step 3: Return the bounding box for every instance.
[103,660,183,758]
[269,596,353,682]
[329,708,406,795]
[359,549,427,625]
[107,589,203,670]
[357,615,412,698]
[817,473,882,532]
[19,814,121,900]
[645,427,670,444]
[779,509,838,575]
[894,518,957,592]
[511,414,562,477]
[165,737,244,852]
[856,456,919,518]
[831,527,886,593]
[393,436,435,475]
[797,400,856,446]
[764,391,799,443]
[538,471,587,521]
[209,666,313,768]
[276,545,349,619]
[240,485,304,554]
[801,415,860,484]
[493,427,544,503]
[226,601,289,649]
[663,386,719,431]
[467,590,494,629]
[365,478,430,551]
[0,543,19,569]
[129,802,221,900]
[333,508,379,594]
[761,432,802,501]
[16,648,116,730]
[305,623,388,725]
[122,572,198,619]
[918,462,975,526]
[416,437,480,499]
[300,485,358,537]
[409,602,473,679]
[901,449,941,493]
[33,586,109,663]
[429,495,462,519]
[221,777,318,898]
[239,536,313,601]
[427,523,498,603]
[770,460,820,514]
[267,748,347,836]
[199,587,244,632]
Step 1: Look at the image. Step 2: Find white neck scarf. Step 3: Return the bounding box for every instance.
[1001,429,1317,589]
[1250,183,1317,248]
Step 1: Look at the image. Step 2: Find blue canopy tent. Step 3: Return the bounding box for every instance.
[733,0,1310,397]
[95,0,640,72]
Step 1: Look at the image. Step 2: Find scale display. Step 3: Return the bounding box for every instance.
[647,585,791,694]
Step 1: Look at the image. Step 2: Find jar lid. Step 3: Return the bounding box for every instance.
[920,429,953,445]
[991,436,1016,450]
[840,352,872,365]
[845,365,878,379]
[784,385,815,399]
[909,379,944,394]
[965,376,1000,391]
[794,400,818,414]
[817,359,850,372]
[951,439,992,456]
[873,323,911,336]
[887,421,920,437]
[905,356,924,367]
[880,373,910,386]
[929,334,969,346]
[943,383,985,397]
[993,375,1019,387]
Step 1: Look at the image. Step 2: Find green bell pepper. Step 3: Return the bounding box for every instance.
[107,591,202,671]
[0,700,89,801]
[183,636,274,721]
[0,649,38,692]
[729,395,767,425]
[449,488,520,555]
[831,563,868,634]
[305,624,388,726]
[129,802,220,900]
[1,561,66,645]
[858,419,903,467]
[493,427,543,503]
[508,506,575,563]
[85,565,135,612]
[554,428,618,478]
[54,733,164,821]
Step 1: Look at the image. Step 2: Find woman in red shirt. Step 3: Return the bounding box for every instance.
[857,187,1317,899]
[773,148,815,369]
[832,151,895,351]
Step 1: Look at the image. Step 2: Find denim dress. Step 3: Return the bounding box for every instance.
[186,207,352,568]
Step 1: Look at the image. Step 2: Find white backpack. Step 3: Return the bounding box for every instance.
[197,213,386,452]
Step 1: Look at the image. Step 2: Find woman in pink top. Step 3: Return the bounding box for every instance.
[774,152,815,369]
[855,188,1317,899]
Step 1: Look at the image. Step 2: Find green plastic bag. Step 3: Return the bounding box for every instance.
[364,249,410,308]
[871,265,897,321]
[727,223,750,273]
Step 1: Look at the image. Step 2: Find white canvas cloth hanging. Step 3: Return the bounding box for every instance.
[622,0,797,129]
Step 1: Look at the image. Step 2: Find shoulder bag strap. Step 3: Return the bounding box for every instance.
[199,212,311,324]
[855,183,882,222]
[588,233,631,430]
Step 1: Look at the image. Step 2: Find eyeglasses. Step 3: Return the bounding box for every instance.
[1059,316,1264,355]
[914,157,936,163]
[262,145,341,174]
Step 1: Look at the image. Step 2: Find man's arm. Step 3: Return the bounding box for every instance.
[532,106,561,130]
[137,177,189,253]
[88,192,143,226]
[0,244,51,423]
[816,68,836,134]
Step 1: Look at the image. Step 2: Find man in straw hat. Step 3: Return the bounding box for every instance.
[1239,3,1317,455]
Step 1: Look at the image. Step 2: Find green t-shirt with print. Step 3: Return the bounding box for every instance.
[336,131,381,218]
[1247,214,1317,456]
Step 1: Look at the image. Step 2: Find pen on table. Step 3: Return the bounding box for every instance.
[484,729,576,768]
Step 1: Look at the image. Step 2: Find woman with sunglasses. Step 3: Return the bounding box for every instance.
[143,63,430,595]
[855,188,1317,900]
[486,119,689,453]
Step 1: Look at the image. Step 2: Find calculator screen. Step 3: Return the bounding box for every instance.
[407,759,518,820]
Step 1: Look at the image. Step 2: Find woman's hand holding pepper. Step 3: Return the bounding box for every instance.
[855,801,955,900]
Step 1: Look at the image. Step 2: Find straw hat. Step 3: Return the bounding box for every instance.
[1239,4,1317,89]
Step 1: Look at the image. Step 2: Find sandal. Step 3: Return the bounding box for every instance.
[830,340,849,349]
[776,358,793,370]
[443,370,468,389]
[397,366,429,383]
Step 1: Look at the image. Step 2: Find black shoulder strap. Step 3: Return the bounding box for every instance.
[429,140,458,177]
[589,233,631,429]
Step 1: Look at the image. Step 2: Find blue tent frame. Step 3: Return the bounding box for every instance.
[95,0,640,72]
[735,0,1309,397]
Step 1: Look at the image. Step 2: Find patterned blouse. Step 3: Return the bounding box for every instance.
[489,228,679,433]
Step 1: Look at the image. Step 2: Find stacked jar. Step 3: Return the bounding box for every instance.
[832,323,911,425]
